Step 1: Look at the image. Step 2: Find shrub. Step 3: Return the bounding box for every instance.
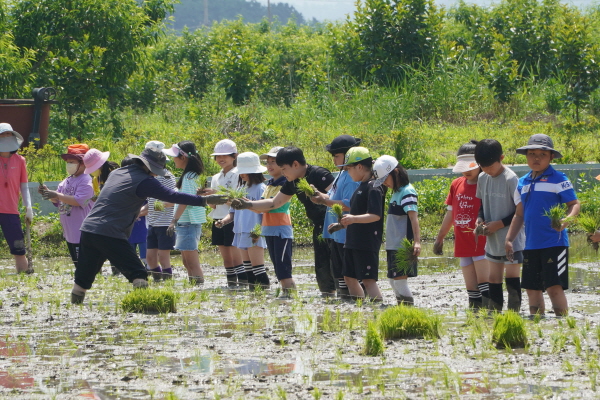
[492,310,527,349]
[121,288,178,313]
[377,304,441,340]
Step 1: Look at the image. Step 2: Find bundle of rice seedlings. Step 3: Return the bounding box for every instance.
[121,288,177,313]
[216,185,248,200]
[577,212,600,252]
[492,310,527,349]
[297,178,315,196]
[327,203,345,234]
[153,200,165,212]
[543,204,573,230]
[249,223,263,243]
[395,238,417,276]
[377,304,441,340]
[363,321,385,356]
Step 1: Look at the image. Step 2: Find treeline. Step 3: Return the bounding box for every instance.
[2,0,600,136]
[172,0,306,30]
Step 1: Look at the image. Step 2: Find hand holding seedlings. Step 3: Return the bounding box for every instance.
[203,194,229,205]
[249,223,263,243]
[432,240,443,255]
[310,188,328,204]
[42,189,59,200]
[166,222,176,237]
[544,204,574,232]
[327,223,344,234]
[197,187,216,195]
[231,198,253,210]
[577,212,600,251]
[505,239,515,263]
[297,178,315,196]
[340,214,354,227]
[482,220,503,236]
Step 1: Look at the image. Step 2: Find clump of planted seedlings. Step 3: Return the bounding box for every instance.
[577,211,600,252]
[327,203,345,234]
[297,178,315,196]
[364,321,385,356]
[492,310,527,349]
[249,223,263,243]
[395,238,417,276]
[121,288,178,313]
[377,304,441,340]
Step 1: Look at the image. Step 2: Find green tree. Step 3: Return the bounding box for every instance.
[11,0,175,137]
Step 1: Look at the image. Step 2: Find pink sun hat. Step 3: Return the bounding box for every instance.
[83,149,110,174]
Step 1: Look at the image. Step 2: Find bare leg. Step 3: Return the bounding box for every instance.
[247,246,264,266]
[181,250,203,278]
[15,255,29,273]
[345,277,365,299]
[158,250,171,269]
[146,248,159,269]
[218,245,242,269]
[547,285,568,316]
[362,279,382,301]
[505,263,521,279]
[461,263,479,291]
[473,258,490,284]
[280,278,296,290]
[527,289,545,315]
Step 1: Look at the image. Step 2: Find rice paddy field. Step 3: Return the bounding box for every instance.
[1,235,600,399]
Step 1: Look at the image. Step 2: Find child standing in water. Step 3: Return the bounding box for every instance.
[209,139,245,287]
[165,141,207,285]
[339,147,386,301]
[434,141,490,309]
[0,123,33,273]
[373,155,421,305]
[218,152,269,289]
[40,144,95,269]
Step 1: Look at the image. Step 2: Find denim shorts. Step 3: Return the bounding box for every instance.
[174,223,202,251]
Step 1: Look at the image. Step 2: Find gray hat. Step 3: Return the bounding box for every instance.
[128,148,168,176]
[0,123,24,152]
[516,134,562,159]
[259,146,284,160]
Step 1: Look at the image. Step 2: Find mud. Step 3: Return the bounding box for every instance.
[0,235,599,399]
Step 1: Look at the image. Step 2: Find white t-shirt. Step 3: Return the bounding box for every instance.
[208,167,239,219]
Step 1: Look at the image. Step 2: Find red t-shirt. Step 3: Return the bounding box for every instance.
[0,154,28,215]
[445,176,486,257]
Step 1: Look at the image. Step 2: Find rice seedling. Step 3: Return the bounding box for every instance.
[377,304,441,340]
[327,203,345,234]
[363,321,385,356]
[153,200,165,212]
[395,238,417,276]
[543,204,573,230]
[216,185,248,200]
[577,211,600,251]
[566,316,577,329]
[121,288,178,313]
[249,223,262,243]
[492,311,527,349]
[297,178,315,196]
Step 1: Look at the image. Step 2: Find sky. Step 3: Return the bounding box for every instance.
[255,0,598,21]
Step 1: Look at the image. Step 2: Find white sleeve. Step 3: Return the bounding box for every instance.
[20,182,32,208]
[513,187,521,206]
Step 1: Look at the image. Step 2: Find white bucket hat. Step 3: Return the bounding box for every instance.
[237,152,267,174]
[0,123,24,152]
[372,155,399,188]
[211,139,237,156]
[452,154,480,173]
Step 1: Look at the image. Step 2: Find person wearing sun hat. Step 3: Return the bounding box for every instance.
[83,148,119,202]
[38,144,95,270]
[70,141,228,304]
[434,140,490,310]
[0,122,33,273]
[505,133,580,316]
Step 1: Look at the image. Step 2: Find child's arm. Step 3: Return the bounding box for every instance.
[215,212,234,228]
[138,204,149,218]
[340,213,380,226]
[433,210,453,255]
[233,191,292,211]
[407,210,421,256]
[504,202,524,262]
[166,204,186,236]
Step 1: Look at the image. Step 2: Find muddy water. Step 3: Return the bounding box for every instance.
[0,236,599,398]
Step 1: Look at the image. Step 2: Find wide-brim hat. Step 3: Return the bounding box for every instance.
[237,151,267,174]
[326,135,362,154]
[211,139,237,156]
[0,123,24,152]
[61,143,89,161]
[259,146,284,160]
[516,133,563,159]
[128,149,168,176]
[452,154,480,173]
[372,155,399,188]
[83,149,110,174]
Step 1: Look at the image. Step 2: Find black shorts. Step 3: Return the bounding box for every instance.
[211,220,235,246]
[522,246,569,291]
[265,235,293,280]
[343,248,379,281]
[66,242,79,267]
[329,240,345,280]
[146,225,176,250]
[386,250,417,279]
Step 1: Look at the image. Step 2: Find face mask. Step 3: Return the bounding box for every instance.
[90,169,101,178]
[66,162,80,176]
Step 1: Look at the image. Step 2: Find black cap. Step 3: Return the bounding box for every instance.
[325,135,362,154]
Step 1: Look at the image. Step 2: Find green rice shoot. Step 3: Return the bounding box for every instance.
[216,185,248,200]
[153,200,165,212]
[395,238,416,275]
[377,304,441,340]
[249,223,262,242]
[297,178,315,196]
[543,204,573,230]
[577,211,600,251]
[492,310,528,349]
[121,288,178,313]
[364,321,385,356]
[329,203,344,222]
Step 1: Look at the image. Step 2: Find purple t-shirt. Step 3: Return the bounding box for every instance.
[55,174,94,243]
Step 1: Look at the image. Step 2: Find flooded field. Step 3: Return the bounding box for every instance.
[1,235,600,399]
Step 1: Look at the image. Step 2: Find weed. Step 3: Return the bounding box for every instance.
[297,178,315,196]
[364,321,385,356]
[121,288,178,313]
[394,238,417,275]
[377,304,441,339]
[492,311,527,349]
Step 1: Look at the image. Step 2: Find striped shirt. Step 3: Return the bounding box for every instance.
[176,172,206,224]
[385,184,418,251]
[147,172,176,227]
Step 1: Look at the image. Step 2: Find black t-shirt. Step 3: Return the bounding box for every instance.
[344,180,386,251]
[280,164,334,224]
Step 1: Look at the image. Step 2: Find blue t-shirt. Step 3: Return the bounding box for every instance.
[231,183,266,234]
[322,170,359,243]
[516,165,577,250]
